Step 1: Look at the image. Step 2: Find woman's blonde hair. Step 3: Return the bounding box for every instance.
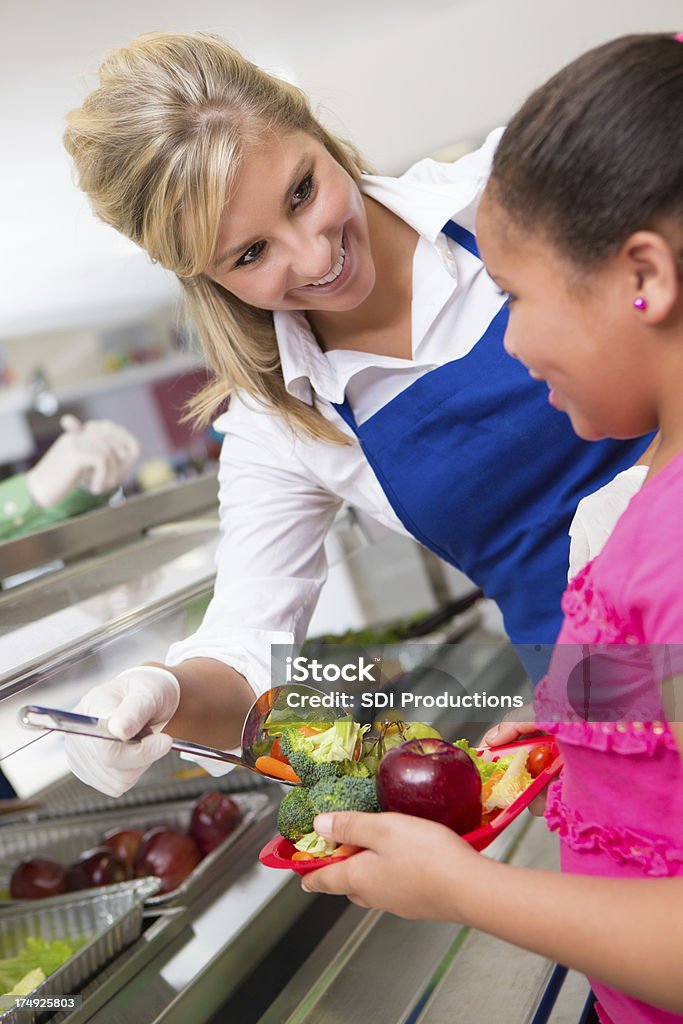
[64,31,370,442]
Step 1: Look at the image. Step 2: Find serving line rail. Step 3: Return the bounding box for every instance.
[254,814,591,1024]
[0,471,221,583]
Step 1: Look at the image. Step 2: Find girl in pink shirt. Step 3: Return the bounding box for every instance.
[303,33,683,1022]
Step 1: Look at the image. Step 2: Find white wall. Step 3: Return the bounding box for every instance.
[0,0,680,335]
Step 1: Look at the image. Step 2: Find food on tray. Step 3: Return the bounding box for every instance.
[0,936,80,998]
[376,738,482,833]
[276,788,315,842]
[454,739,540,811]
[9,857,67,900]
[7,791,242,899]
[381,721,442,749]
[309,777,380,816]
[269,721,557,862]
[254,756,301,783]
[279,720,369,786]
[525,742,554,778]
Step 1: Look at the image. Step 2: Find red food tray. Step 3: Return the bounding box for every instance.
[259,736,562,874]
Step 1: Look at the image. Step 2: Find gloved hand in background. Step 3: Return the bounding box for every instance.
[64,666,180,797]
[26,415,140,509]
[568,464,648,580]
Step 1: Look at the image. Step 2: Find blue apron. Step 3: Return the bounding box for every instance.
[333,221,650,647]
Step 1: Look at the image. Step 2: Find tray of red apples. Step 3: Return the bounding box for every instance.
[2,790,271,904]
[259,721,562,875]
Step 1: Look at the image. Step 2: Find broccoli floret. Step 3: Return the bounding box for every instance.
[279,729,323,787]
[287,751,345,787]
[309,776,380,815]
[340,759,371,779]
[277,787,315,841]
[280,721,368,787]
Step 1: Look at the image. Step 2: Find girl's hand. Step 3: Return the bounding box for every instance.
[300,811,484,920]
[481,712,540,749]
[482,711,550,816]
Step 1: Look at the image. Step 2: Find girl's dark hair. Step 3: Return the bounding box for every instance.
[489,34,683,267]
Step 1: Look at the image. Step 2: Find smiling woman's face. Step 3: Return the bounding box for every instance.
[476,188,657,442]
[206,130,376,314]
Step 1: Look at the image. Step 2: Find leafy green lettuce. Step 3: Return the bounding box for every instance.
[0,936,80,996]
[453,739,515,783]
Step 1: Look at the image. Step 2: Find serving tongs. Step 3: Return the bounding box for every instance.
[19,684,341,787]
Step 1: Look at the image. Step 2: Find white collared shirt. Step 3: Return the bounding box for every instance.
[166,129,505,695]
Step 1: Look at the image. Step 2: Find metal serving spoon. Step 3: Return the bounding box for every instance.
[19,684,342,787]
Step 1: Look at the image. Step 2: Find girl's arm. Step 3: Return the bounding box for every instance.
[464,851,683,1013]
[302,810,683,1014]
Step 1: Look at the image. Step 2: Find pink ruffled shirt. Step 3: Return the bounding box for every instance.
[534,450,683,1024]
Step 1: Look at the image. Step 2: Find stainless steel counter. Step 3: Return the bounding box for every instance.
[256,815,590,1024]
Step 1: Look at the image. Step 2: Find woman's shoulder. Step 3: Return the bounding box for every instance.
[400,127,504,185]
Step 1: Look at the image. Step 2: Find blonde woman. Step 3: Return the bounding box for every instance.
[62,32,651,796]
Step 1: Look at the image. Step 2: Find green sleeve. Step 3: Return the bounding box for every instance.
[0,475,106,543]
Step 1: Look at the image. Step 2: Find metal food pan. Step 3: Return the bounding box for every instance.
[0,791,272,907]
[47,908,189,1024]
[0,750,270,826]
[0,878,159,1024]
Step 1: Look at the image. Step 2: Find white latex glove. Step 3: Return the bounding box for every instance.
[26,415,140,509]
[568,465,648,580]
[64,666,180,797]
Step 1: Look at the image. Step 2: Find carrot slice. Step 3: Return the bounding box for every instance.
[481,770,506,805]
[269,737,289,764]
[291,851,317,861]
[255,756,301,783]
[330,843,361,858]
[299,725,325,737]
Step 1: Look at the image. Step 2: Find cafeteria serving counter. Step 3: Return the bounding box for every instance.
[0,474,589,1023]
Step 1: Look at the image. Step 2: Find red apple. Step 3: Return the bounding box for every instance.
[134,828,202,894]
[189,792,242,856]
[100,827,143,870]
[10,857,66,899]
[65,846,130,891]
[376,738,482,834]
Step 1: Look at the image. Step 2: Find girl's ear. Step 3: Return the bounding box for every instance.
[622,230,681,324]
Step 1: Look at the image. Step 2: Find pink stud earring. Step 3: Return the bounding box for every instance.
[633,296,648,311]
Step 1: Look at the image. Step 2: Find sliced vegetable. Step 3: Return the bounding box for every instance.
[0,937,79,996]
[269,737,288,764]
[293,831,338,857]
[279,721,368,787]
[484,749,533,811]
[480,769,506,806]
[255,756,301,784]
[330,843,361,858]
[5,968,46,996]
[453,739,515,783]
